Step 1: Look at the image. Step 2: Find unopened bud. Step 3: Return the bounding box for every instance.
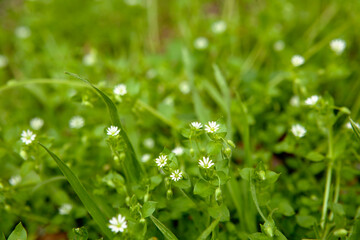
[224,147,232,158]
[264,225,274,237]
[227,140,236,148]
[144,193,150,202]
[333,229,348,237]
[257,170,266,181]
[167,189,173,200]
[125,196,131,206]
[215,187,222,202]
[190,148,195,156]
[140,218,146,224]
[113,156,119,162]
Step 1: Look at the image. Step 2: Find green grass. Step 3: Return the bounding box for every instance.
[0,0,360,239]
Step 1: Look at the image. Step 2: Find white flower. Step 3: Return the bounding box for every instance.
[194,37,209,50]
[291,55,305,67]
[0,55,8,68]
[290,96,300,107]
[9,175,21,186]
[69,116,85,129]
[30,117,44,130]
[305,95,319,106]
[83,51,97,66]
[155,155,167,168]
[15,26,31,39]
[330,39,346,55]
[113,84,127,96]
[205,121,220,133]
[190,122,202,130]
[273,40,285,51]
[141,154,151,163]
[179,82,190,94]
[107,126,120,136]
[172,146,184,156]
[291,124,306,138]
[211,20,227,34]
[109,214,127,233]
[198,156,215,169]
[21,129,36,145]
[143,138,155,149]
[59,204,72,215]
[170,169,183,182]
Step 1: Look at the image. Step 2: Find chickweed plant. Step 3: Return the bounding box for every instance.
[1,1,360,240]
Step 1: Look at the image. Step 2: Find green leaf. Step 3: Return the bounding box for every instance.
[150,215,178,240]
[208,204,230,222]
[265,170,280,184]
[305,151,325,162]
[349,219,360,240]
[248,232,272,240]
[239,168,253,181]
[0,233,5,240]
[277,200,295,217]
[172,178,191,189]
[196,217,220,240]
[39,143,113,239]
[8,223,27,240]
[194,179,216,198]
[65,72,144,183]
[350,118,360,143]
[142,201,157,218]
[296,215,317,228]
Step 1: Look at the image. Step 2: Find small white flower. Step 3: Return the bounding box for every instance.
[170,169,183,182]
[291,55,305,67]
[305,95,319,106]
[15,26,31,39]
[330,39,346,55]
[179,82,190,94]
[59,204,72,215]
[291,124,306,138]
[143,138,155,149]
[0,55,8,68]
[30,117,44,130]
[290,96,300,107]
[194,37,209,50]
[9,175,21,186]
[21,129,36,145]
[198,156,215,169]
[172,146,184,156]
[83,50,97,66]
[107,126,120,136]
[113,84,127,96]
[211,20,227,34]
[205,121,220,133]
[155,155,168,168]
[190,122,203,130]
[141,153,151,163]
[109,214,128,233]
[273,40,285,51]
[69,116,85,129]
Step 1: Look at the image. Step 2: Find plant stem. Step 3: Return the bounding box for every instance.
[320,127,334,230]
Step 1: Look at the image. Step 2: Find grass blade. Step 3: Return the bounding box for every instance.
[350,118,360,143]
[39,143,113,239]
[150,215,178,240]
[196,217,220,240]
[65,72,144,183]
[182,48,211,123]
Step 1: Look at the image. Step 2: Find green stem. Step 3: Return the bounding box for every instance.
[249,171,267,222]
[320,127,334,230]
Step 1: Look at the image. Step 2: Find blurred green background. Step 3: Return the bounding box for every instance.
[1,0,360,239]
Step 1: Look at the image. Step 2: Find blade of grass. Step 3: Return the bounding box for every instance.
[150,215,178,240]
[38,143,113,239]
[350,118,360,143]
[182,48,211,122]
[196,217,220,240]
[65,72,145,183]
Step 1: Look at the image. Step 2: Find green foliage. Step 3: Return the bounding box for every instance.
[7,223,27,240]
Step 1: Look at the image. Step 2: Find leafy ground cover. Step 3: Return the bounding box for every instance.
[0,0,360,239]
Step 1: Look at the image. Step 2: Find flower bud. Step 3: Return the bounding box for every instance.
[167,189,173,200]
[215,187,222,202]
[190,148,195,156]
[140,218,146,224]
[227,140,236,148]
[125,196,131,206]
[257,170,266,181]
[144,193,150,202]
[333,229,348,237]
[263,221,274,237]
[224,147,232,158]
[113,155,119,162]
